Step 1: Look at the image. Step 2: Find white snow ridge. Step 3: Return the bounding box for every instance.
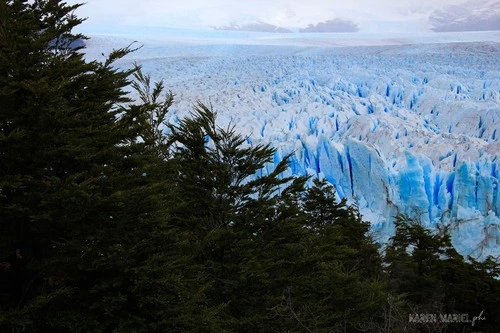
[86,30,500,259]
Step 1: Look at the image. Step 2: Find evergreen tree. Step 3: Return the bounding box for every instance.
[166,110,392,332]
[385,215,500,332]
[276,178,387,332]
[12,3,499,333]
[0,1,185,331]
[165,103,306,331]
[385,215,451,307]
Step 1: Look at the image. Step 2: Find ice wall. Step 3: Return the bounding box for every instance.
[95,36,500,259]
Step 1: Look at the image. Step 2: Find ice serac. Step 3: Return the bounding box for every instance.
[93,33,500,259]
[396,152,431,220]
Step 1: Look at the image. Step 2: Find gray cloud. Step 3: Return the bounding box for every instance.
[299,18,359,33]
[430,0,500,32]
[213,21,292,33]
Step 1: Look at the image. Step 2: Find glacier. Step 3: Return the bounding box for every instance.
[83,29,500,259]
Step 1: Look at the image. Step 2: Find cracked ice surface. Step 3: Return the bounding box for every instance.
[84,30,500,259]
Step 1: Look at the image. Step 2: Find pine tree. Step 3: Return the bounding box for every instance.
[385,215,500,332]
[165,109,394,331]
[165,102,306,331]
[0,1,184,331]
[276,178,387,332]
[385,215,456,308]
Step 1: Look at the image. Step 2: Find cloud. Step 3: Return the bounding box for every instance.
[430,0,500,32]
[299,18,359,33]
[213,21,292,33]
[67,0,482,33]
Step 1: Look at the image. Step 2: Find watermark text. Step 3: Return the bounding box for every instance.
[409,310,486,327]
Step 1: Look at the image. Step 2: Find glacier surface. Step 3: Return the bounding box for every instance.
[84,30,500,259]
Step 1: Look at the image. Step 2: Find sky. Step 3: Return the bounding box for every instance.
[66,0,489,33]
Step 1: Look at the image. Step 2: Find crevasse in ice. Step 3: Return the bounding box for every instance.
[86,31,500,259]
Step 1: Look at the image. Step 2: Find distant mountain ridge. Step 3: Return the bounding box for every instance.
[430,0,500,32]
[299,18,359,33]
[213,21,292,33]
[213,1,499,34]
[214,17,360,33]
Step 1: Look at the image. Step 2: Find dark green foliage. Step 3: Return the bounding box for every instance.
[165,103,302,331]
[127,65,174,158]
[385,215,500,332]
[0,1,179,331]
[2,1,498,332]
[277,178,387,332]
[165,106,388,332]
